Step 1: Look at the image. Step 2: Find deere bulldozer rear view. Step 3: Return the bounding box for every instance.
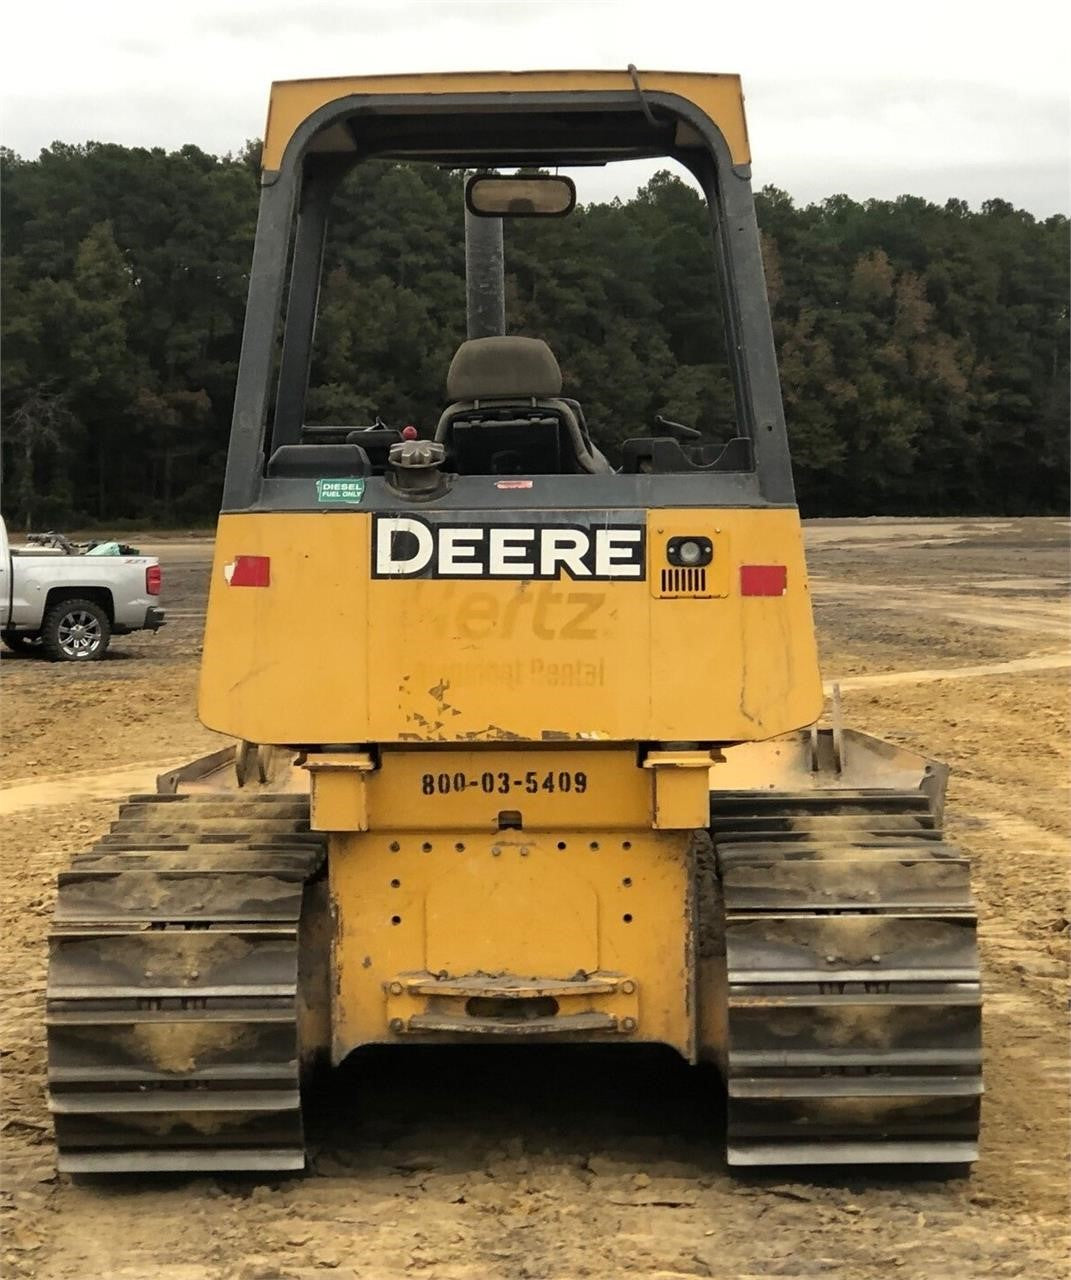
[46,70,982,1173]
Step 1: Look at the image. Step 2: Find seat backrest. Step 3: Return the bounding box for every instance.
[436,337,611,475]
[446,336,562,402]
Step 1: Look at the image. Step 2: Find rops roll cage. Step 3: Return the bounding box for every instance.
[222,84,796,512]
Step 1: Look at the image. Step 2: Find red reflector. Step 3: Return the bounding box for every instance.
[227,555,271,588]
[145,564,162,596]
[741,564,787,596]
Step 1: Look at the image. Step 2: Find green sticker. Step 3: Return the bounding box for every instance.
[316,477,365,504]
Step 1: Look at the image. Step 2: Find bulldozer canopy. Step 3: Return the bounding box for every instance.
[260,70,751,176]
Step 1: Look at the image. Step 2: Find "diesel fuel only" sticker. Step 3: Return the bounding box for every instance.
[316,477,366,504]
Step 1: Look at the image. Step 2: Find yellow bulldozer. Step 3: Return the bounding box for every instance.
[46,70,982,1173]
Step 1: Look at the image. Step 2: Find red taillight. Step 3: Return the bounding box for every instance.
[227,555,271,588]
[740,564,787,596]
[146,564,162,595]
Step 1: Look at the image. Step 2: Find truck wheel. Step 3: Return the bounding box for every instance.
[2,631,43,655]
[40,599,111,662]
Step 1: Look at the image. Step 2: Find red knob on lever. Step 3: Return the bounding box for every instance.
[401,424,418,440]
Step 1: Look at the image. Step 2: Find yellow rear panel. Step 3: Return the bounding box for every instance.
[198,507,822,745]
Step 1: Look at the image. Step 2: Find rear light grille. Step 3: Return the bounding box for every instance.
[146,565,162,596]
[660,567,707,596]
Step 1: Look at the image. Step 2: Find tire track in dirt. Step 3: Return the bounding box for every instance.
[0,761,190,817]
[811,580,1069,639]
[826,653,1071,691]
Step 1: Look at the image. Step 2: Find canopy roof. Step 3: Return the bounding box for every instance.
[261,70,750,174]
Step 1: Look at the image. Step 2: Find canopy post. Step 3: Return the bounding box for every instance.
[464,204,505,339]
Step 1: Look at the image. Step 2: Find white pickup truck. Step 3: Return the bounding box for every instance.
[0,517,165,661]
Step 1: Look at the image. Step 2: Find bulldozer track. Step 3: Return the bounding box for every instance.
[46,792,325,1174]
[710,789,982,1167]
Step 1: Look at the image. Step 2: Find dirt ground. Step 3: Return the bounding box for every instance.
[1,516,1068,1280]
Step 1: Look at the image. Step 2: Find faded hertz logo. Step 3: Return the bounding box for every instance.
[372,514,646,580]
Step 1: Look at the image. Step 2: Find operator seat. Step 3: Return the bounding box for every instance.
[436,336,611,475]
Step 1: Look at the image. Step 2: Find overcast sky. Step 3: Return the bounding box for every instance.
[3,0,1068,215]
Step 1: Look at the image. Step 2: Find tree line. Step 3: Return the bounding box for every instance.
[1,141,1066,526]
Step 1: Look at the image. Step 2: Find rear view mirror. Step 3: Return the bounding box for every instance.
[466,173,576,218]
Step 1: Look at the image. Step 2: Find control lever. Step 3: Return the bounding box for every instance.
[654,414,702,441]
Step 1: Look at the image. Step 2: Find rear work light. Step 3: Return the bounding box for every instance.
[146,565,162,596]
